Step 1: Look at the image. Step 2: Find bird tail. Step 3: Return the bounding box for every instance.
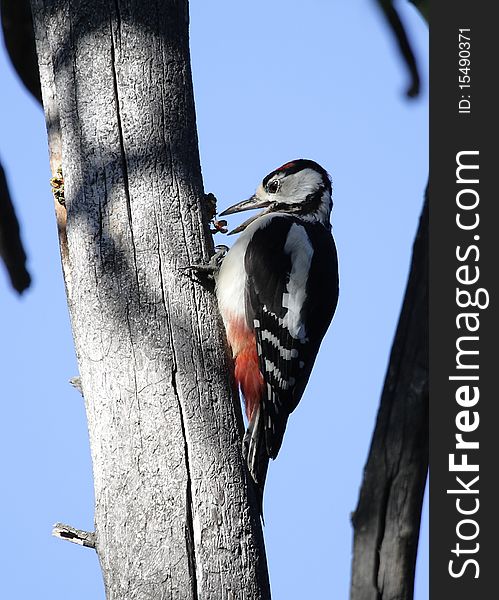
[243,405,269,518]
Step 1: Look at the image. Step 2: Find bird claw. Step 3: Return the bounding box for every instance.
[212,244,229,267]
[182,245,229,281]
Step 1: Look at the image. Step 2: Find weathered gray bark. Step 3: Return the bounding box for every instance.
[30,1,270,599]
[350,197,428,600]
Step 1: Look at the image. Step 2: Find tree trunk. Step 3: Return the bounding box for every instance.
[350,196,428,600]
[30,1,270,598]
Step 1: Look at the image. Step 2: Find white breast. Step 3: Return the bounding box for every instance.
[215,213,278,329]
[215,233,249,327]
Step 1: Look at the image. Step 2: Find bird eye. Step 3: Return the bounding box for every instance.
[267,180,280,194]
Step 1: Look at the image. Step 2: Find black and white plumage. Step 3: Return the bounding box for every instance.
[215,159,339,502]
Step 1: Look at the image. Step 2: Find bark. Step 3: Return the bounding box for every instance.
[350,196,428,600]
[30,1,270,599]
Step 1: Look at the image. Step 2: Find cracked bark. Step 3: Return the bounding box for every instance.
[30,1,269,599]
[350,196,428,600]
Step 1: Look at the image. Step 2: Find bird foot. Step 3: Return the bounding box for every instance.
[182,245,229,281]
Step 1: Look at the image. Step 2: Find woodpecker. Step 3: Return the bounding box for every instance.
[215,159,339,502]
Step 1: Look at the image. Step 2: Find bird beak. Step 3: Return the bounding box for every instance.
[219,194,271,216]
[219,195,274,235]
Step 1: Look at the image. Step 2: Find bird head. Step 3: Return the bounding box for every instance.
[219,159,333,234]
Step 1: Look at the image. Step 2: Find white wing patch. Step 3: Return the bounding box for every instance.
[264,359,296,390]
[282,223,314,340]
[261,329,299,360]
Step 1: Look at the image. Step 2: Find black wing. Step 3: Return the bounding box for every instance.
[244,216,339,460]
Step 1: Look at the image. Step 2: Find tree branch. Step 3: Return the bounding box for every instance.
[350,193,428,600]
[377,0,421,97]
[407,0,428,24]
[0,161,31,293]
[52,523,96,549]
[0,0,42,103]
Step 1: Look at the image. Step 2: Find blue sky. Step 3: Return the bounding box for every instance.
[0,1,428,598]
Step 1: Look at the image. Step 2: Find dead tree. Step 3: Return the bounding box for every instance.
[30,1,270,598]
[350,196,428,600]
[349,4,428,598]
